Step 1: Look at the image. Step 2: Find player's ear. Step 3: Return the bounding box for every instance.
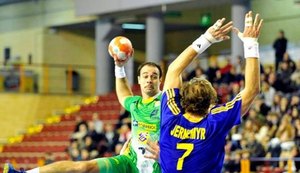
[159,77,163,83]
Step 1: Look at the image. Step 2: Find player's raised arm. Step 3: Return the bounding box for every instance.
[233,11,263,116]
[109,36,134,107]
[115,58,133,107]
[163,18,233,91]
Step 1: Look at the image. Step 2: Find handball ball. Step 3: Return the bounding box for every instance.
[108,36,133,61]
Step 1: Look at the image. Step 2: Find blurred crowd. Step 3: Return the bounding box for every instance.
[67,109,131,161]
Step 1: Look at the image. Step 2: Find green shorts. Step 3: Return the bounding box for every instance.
[96,154,138,173]
[96,154,161,173]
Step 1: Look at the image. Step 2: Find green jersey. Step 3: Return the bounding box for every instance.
[124,92,161,173]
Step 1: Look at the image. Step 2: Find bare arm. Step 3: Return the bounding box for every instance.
[163,18,233,91]
[116,77,133,107]
[114,55,133,107]
[233,11,263,116]
[240,58,260,115]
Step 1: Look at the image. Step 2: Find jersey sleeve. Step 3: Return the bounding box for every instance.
[209,93,242,132]
[124,96,139,111]
[161,88,182,125]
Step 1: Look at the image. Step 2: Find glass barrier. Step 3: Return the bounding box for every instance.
[0,63,95,95]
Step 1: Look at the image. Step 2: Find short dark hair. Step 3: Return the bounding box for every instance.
[137,62,162,78]
[180,78,217,116]
[279,30,285,35]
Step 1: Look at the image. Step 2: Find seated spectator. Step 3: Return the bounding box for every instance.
[271,92,283,113]
[80,148,90,161]
[188,66,207,80]
[291,59,300,86]
[104,123,119,153]
[261,80,276,108]
[277,61,294,93]
[278,96,290,115]
[206,60,219,83]
[92,113,104,134]
[293,118,300,149]
[282,52,296,73]
[72,124,88,148]
[74,115,88,133]
[268,72,284,92]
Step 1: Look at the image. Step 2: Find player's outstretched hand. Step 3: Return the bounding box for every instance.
[233,11,263,41]
[144,140,160,161]
[204,18,233,43]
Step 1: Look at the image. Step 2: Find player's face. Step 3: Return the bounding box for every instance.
[138,65,161,98]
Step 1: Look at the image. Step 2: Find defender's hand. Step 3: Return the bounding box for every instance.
[233,11,263,41]
[204,18,233,43]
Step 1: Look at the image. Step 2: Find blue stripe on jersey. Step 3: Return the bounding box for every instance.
[160,88,242,173]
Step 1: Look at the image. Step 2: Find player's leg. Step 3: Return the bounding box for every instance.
[95,155,137,173]
[3,155,135,173]
[4,160,99,173]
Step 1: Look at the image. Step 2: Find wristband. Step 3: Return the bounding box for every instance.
[191,35,211,54]
[243,38,259,58]
[115,66,126,78]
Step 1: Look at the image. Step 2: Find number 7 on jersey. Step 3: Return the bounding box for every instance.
[176,143,194,170]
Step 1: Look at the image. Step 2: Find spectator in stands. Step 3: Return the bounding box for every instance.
[86,120,105,146]
[222,66,243,84]
[291,59,300,86]
[273,30,288,71]
[278,96,290,115]
[80,149,90,161]
[103,123,119,153]
[246,132,266,171]
[267,72,284,92]
[206,59,219,83]
[116,107,130,129]
[92,113,104,134]
[69,147,81,161]
[277,61,294,92]
[83,135,97,155]
[271,92,283,113]
[261,80,276,107]
[265,112,280,135]
[187,66,207,80]
[290,95,299,107]
[276,115,295,169]
[229,82,241,100]
[282,52,296,73]
[247,107,265,127]
[219,58,233,75]
[252,96,271,116]
[291,146,300,172]
[74,115,88,133]
[117,123,131,145]
[72,123,88,149]
[293,118,300,150]
[290,106,299,123]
